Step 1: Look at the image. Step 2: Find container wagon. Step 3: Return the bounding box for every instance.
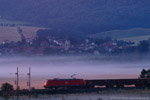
[86,78,150,88]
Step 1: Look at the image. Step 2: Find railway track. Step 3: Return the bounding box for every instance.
[0,87,148,96]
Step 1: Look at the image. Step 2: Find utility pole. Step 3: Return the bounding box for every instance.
[27,68,31,91]
[15,67,19,90]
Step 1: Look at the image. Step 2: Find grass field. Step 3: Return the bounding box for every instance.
[0,89,150,100]
[90,28,150,39]
[0,26,46,43]
[20,26,46,39]
[0,18,29,25]
[0,26,20,43]
[89,28,150,44]
[118,35,150,44]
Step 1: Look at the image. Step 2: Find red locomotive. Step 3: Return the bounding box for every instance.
[44,78,150,89]
[44,78,86,89]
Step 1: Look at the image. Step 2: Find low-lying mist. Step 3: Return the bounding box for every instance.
[0,55,150,89]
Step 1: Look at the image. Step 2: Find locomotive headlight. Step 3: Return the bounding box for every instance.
[44,82,47,86]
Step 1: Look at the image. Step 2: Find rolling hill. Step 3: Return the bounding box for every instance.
[0,0,150,37]
[0,26,20,43]
[89,28,150,44]
[89,28,150,38]
[0,26,45,43]
[118,35,150,44]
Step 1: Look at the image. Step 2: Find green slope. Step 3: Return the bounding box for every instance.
[89,28,150,38]
[89,28,150,44]
[0,0,150,36]
[118,35,150,44]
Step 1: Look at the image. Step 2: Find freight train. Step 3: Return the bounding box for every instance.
[44,79,86,89]
[44,78,150,89]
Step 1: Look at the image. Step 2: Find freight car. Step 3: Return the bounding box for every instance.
[44,78,150,89]
[86,78,150,88]
[44,78,86,89]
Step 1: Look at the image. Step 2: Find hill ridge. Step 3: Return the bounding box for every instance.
[0,0,150,36]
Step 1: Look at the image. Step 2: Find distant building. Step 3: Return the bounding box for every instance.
[26,38,34,44]
[93,50,100,55]
[3,40,9,44]
[64,40,71,50]
[85,39,89,43]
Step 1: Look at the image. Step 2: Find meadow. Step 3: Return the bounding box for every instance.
[0,18,28,26]
[0,89,150,100]
[118,35,150,44]
[90,28,150,44]
[0,26,45,43]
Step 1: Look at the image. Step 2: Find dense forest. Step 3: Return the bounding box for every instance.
[0,0,150,37]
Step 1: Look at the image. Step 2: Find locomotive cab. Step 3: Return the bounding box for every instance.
[44,79,86,89]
